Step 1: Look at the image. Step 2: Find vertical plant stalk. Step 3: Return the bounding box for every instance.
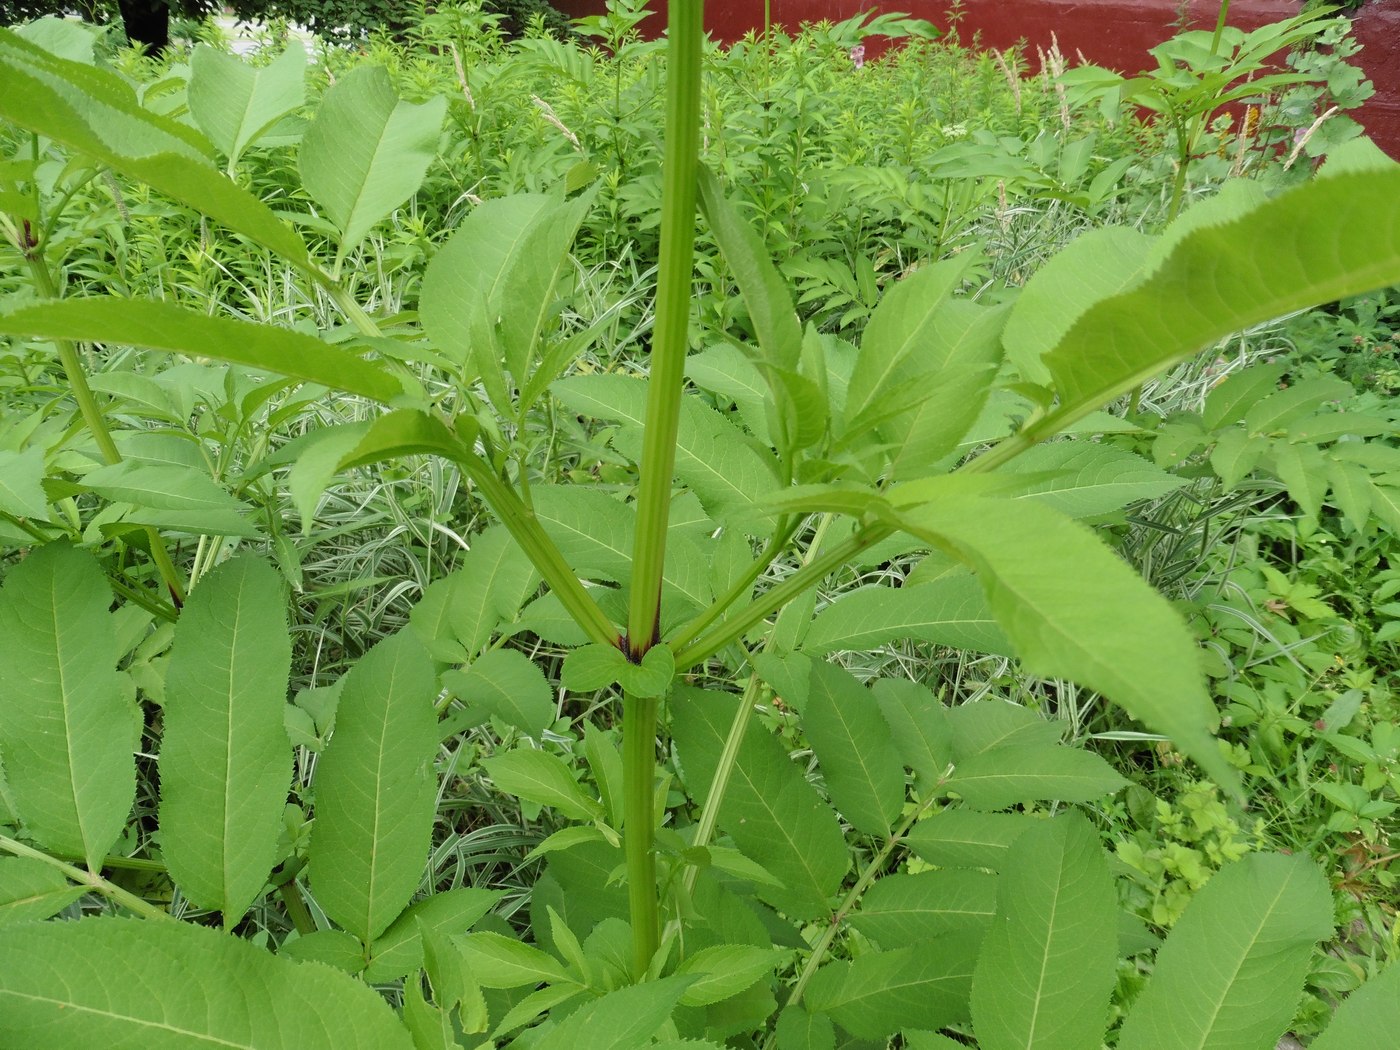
[622,0,705,977]
[22,250,187,607]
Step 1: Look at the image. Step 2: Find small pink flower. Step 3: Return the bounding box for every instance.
[850,44,865,69]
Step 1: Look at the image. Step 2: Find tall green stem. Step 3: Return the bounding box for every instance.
[623,691,660,976]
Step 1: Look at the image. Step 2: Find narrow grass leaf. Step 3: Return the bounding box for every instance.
[310,630,439,942]
[801,663,904,836]
[0,916,414,1049]
[0,543,136,869]
[161,556,291,923]
[1117,852,1332,1050]
[299,64,446,260]
[971,813,1117,1050]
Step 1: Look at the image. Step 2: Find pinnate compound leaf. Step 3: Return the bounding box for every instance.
[803,577,1009,657]
[1309,962,1400,1050]
[161,556,291,923]
[804,935,979,1040]
[801,663,904,836]
[310,630,439,942]
[533,975,694,1050]
[889,495,1237,791]
[300,64,446,261]
[0,543,136,869]
[0,857,85,925]
[1116,853,1332,1050]
[0,299,403,403]
[946,744,1127,810]
[672,686,848,919]
[0,916,414,1049]
[189,43,306,168]
[971,812,1117,1050]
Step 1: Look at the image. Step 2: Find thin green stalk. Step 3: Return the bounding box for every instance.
[278,880,317,936]
[0,833,172,922]
[674,524,890,671]
[623,690,660,976]
[666,516,796,654]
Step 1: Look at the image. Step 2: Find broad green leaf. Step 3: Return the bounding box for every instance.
[0,857,85,926]
[801,663,905,836]
[1202,363,1287,429]
[1272,440,1328,520]
[446,527,542,659]
[310,631,439,942]
[402,975,455,1050]
[971,812,1117,1050]
[0,447,49,521]
[672,686,848,919]
[533,975,694,1050]
[889,496,1237,791]
[14,15,97,63]
[884,357,1001,480]
[804,936,979,1040]
[1029,166,1400,439]
[904,810,1037,871]
[871,679,952,787]
[1002,441,1188,517]
[674,945,789,1006]
[849,869,997,946]
[300,64,446,262]
[482,749,604,821]
[161,557,291,923]
[0,30,311,266]
[1243,376,1352,436]
[775,1006,835,1050]
[946,699,1062,760]
[189,44,306,169]
[1309,961,1400,1050]
[902,1034,970,1050]
[803,577,1009,657]
[0,299,403,403]
[0,916,414,1049]
[82,460,259,537]
[945,744,1127,810]
[443,649,552,736]
[686,344,774,446]
[364,887,503,983]
[280,930,366,974]
[1117,853,1332,1050]
[454,931,573,988]
[1209,428,1267,489]
[0,544,136,869]
[1326,459,1374,533]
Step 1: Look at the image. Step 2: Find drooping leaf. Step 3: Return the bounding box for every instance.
[161,556,291,923]
[849,869,997,946]
[889,495,1237,791]
[804,936,979,1040]
[672,686,848,919]
[971,812,1117,1050]
[945,744,1127,810]
[0,543,136,869]
[299,64,447,262]
[0,299,403,403]
[189,43,306,169]
[310,630,439,942]
[0,917,414,1049]
[482,749,604,821]
[443,649,553,736]
[801,663,905,836]
[0,857,85,926]
[802,577,1009,657]
[1116,852,1332,1050]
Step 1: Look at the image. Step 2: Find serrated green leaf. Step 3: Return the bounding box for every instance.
[971,812,1117,1050]
[889,495,1237,792]
[674,945,788,1006]
[455,931,573,989]
[189,44,306,169]
[0,857,85,926]
[310,630,439,942]
[1209,428,1267,489]
[1326,459,1373,533]
[849,869,997,946]
[803,577,1009,657]
[1272,440,1329,520]
[364,887,503,983]
[161,556,291,923]
[801,663,904,836]
[300,64,446,262]
[1003,441,1187,517]
[1117,853,1332,1050]
[804,936,978,1040]
[0,447,50,521]
[444,649,552,736]
[946,699,1061,760]
[561,643,630,692]
[533,976,693,1050]
[946,744,1127,810]
[774,1006,834,1050]
[1202,364,1287,429]
[903,810,1036,871]
[0,544,136,869]
[0,299,402,402]
[482,749,603,821]
[1310,961,1400,1050]
[871,679,952,788]
[672,686,848,919]
[0,916,413,1048]
[280,929,366,974]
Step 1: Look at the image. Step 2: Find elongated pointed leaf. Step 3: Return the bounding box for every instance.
[533,976,694,1050]
[971,812,1117,1050]
[850,869,997,946]
[300,64,446,261]
[801,663,905,836]
[871,679,952,788]
[0,544,135,869]
[1002,441,1187,517]
[363,886,502,984]
[1029,165,1400,438]
[0,857,85,925]
[0,299,403,403]
[1310,962,1400,1050]
[903,810,1036,871]
[805,936,978,1040]
[0,447,50,521]
[672,686,848,919]
[1117,853,1332,1050]
[889,495,1237,791]
[0,917,414,1049]
[482,748,603,821]
[803,577,1009,657]
[444,649,553,736]
[455,931,574,988]
[946,744,1127,810]
[310,630,439,942]
[161,557,291,922]
[189,44,306,169]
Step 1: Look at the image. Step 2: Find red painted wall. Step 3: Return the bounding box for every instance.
[557,0,1400,159]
